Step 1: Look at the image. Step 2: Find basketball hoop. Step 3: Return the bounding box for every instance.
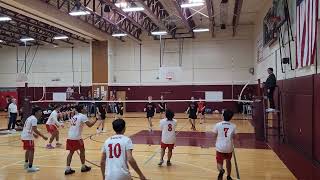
[165,71,174,81]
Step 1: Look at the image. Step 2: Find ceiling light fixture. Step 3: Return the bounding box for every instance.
[20,37,35,42]
[112,33,127,37]
[53,35,69,40]
[122,7,144,12]
[0,40,3,43]
[181,2,204,8]
[193,28,209,32]
[69,10,91,16]
[151,31,168,36]
[0,16,12,22]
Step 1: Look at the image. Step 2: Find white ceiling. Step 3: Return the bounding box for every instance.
[159,0,268,31]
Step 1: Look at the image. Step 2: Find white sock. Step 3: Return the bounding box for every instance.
[81,164,86,169]
[66,166,71,171]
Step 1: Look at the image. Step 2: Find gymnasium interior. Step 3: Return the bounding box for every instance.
[0,0,318,179]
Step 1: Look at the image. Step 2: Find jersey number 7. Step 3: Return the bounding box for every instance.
[108,143,121,158]
[224,128,229,137]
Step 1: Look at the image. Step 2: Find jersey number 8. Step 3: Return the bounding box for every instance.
[108,143,121,158]
[168,124,173,131]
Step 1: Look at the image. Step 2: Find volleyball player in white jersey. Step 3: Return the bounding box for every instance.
[21,107,48,172]
[46,105,64,149]
[64,105,98,175]
[213,109,237,180]
[158,109,177,166]
[100,119,146,180]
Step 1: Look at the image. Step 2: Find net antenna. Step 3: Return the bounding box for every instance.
[238,76,255,101]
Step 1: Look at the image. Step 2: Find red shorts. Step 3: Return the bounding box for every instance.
[22,140,34,150]
[216,151,232,164]
[161,142,175,150]
[66,139,85,151]
[46,124,58,134]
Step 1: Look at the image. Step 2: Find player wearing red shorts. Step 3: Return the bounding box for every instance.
[65,105,98,175]
[46,105,64,149]
[158,110,177,166]
[197,98,206,124]
[21,107,48,172]
[213,109,237,180]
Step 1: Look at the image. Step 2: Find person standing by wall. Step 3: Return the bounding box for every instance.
[265,68,277,112]
[8,98,18,132]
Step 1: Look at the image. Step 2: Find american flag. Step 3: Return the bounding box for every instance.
[296,0,318,68]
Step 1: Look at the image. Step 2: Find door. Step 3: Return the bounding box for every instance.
[116,91,126,112]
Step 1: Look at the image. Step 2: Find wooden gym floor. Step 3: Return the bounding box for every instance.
[0,113,295,180]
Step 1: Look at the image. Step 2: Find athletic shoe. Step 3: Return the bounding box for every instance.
[56,143,63,147]
[64,169,75,175]
[24,163,28,169]
[46,144,55,149]
[218,169,225,180]
[27,166,40,172]
[227,175,233,180]
[11,129,16,132]
[166,161,172,166]
[81,165,91,172]
[158,160,164,166]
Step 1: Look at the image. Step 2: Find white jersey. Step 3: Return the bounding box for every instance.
[67,113,88,140]
[102,135,134,180]
[213,121,237,153]
[159,118,177,144]
[21,115,38,140]
[46,110,61,126]
[8,103,18,113]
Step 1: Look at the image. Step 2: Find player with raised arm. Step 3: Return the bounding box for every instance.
[64,105,98,175]
[158,109,177,166]
[212,109,237,180]
[100,118,146,180]
[21,106,48,172]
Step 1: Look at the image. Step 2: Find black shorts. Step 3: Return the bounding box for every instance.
[159,108,165,113]
[100,114,106,120]
[116,110,123,116]
[189,114,197,119]
[147,112,155,118]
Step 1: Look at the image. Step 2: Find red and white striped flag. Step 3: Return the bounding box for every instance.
[296,0,318,68]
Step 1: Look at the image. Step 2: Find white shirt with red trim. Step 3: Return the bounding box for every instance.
[160,118,177,144]
[46,110,62,126]
[213,121,237,153]
[102,135,134,180]
[21,115,38,140]
[67,113,88,140]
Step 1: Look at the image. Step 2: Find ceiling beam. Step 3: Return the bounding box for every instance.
[0,6,88,44]
[232,0,243,36]
[173,0,195,33]
[136,0,176,37]
[206,0,215,37]
[0,26,58,45]
[102,0,149,33]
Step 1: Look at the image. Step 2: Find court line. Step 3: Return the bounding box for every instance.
[0,154,54,170]
[143,121,190,165]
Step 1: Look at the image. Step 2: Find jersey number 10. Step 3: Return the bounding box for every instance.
[108,143,121,158]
